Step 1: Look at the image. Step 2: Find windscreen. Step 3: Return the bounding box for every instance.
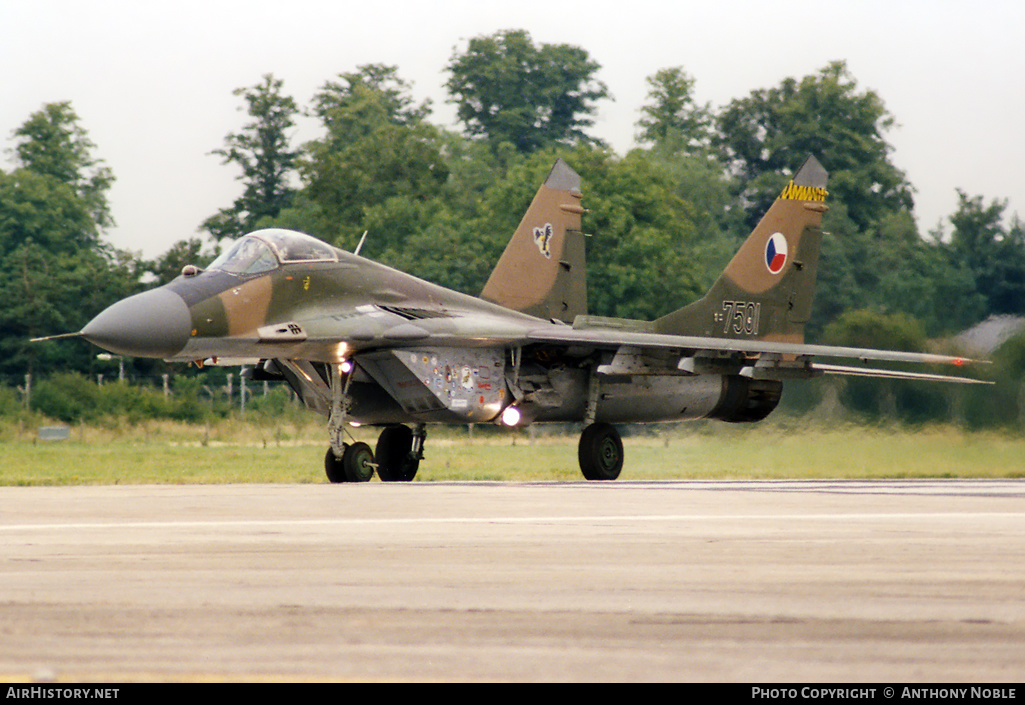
[206,236,279,275]
[207,230,338,275]
[255,229,338,263]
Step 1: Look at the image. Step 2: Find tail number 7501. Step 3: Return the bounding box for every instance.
[718,300,761,336]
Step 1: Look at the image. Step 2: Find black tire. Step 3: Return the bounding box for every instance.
[375,425,419,482]
[325,447,347,483]
[578,422,624,481]
[342,442,375,482]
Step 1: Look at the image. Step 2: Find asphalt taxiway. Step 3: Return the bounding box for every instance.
[2,480,1024,681]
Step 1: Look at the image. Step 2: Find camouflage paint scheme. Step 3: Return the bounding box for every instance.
[74,156,985,481]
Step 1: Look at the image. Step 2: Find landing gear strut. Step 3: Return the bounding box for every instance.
[578,422,623,481]
[323,362,376,483]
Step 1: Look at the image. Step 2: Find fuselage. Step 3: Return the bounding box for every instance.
[82,228,780,429]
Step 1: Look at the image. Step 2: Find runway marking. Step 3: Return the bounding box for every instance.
[2,512,1023,533]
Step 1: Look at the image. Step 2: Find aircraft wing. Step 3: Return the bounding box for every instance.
[524,324,990,384]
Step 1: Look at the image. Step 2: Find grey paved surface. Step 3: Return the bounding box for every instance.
[2,480,1024,681]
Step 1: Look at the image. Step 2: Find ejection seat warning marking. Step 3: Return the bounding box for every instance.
[715,301,761,336]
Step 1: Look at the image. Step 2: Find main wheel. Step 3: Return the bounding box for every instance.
[375,425,419,482]
[578,422,624,481]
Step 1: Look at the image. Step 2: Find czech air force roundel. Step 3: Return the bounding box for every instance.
[764,233,788,274]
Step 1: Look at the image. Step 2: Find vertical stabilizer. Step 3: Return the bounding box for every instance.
[480,159,588,322]
[655,155,829,343]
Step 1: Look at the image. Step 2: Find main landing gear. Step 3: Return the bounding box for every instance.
[577,422,623,481]
[325,424,425,483]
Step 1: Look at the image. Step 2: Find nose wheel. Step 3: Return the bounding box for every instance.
[324,425,425,483]
[325,442,375,483]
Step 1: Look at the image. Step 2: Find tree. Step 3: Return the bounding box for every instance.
[0,239,140,379]
[10,101,114,233]
[0,168,96,256]
[715,61,913,231]
[290,69,448,249]
[822,309,948,423]
[445,29,610,154]
[457,146,705,319]
[947,191,1025,316]
[144,238,219,286]
[809,206,985,338]
[311,63,431,131]
[1,103,138,379]
[635,67,711,152]
[203,74,300,241]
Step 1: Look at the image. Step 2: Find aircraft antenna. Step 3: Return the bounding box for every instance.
[353,230,369,256]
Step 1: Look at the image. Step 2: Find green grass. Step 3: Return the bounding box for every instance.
[1,417,1022,485]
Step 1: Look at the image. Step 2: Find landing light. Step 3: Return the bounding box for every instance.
[340,359,353,374]
[500,405,522,427]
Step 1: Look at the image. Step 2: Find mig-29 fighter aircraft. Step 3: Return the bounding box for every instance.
[65,156,985,482]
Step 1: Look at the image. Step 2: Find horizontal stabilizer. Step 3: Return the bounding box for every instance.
[812,363,993,385]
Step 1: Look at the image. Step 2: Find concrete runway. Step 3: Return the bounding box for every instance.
[2,480,1024,682]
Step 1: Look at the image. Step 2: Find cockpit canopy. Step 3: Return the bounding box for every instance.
[207,229,339,275]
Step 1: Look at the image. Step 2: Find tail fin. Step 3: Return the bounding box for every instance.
[480,159,588,322]
[655,155,829,343]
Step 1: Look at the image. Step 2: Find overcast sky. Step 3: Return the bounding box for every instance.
[3,0,1023,259]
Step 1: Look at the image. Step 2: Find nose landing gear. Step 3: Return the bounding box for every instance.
[325,442,375,483]
[324,424,425,483]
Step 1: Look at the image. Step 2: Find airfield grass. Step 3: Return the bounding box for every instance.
[1,416,1022,485]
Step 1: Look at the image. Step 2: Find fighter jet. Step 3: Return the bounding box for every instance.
[64,156,985,481]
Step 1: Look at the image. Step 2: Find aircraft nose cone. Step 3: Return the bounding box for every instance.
[82,288,192,358]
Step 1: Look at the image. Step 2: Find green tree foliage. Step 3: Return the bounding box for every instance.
[5,48,1024,429]
[203,74,300,242]
[715,61,913,231]
[572,149,705,319]
[947,191,1025,316]
[823,309,950,424]
[710,62,978,338]
[0,240,140,378]
[30,373,205,424]
[418,146,706,319]
[970,331,1025,429]
[445,29,610,155]
[1,103,139,380]
[143,238,220,286]
[0,168,96,255]
[287,66,449,250]
[811,207,985,337]
[635,67,712,153]
[10,101,115,232]
[311,63,431,129]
